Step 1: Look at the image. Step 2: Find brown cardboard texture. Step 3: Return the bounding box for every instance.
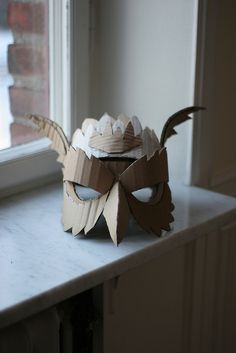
[89,121,142,153]
[103,182,130,246]
[26,107,204,245]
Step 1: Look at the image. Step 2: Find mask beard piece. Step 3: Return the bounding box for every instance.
[25,106,204,245]
[103,182,130,246]
[63,181,109,235]
[127,183,174,235]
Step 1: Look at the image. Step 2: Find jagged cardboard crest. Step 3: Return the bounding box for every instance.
[26,107,204,245]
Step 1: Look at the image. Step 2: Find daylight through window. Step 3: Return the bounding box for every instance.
[0,0,49,151]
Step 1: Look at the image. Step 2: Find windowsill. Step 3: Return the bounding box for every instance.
[0,181,236,329]
[0,139,61,198]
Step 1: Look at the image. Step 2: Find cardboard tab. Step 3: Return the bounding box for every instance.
[64,147,115,194]
[120,148,168,193]
[103,182,130,245]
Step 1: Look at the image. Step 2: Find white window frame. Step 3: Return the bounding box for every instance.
[0,0,90,198]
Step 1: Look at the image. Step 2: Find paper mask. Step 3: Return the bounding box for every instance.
[27,106,204,245]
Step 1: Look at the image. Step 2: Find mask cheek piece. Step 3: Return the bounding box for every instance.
[74,184,102,201]
[131,183,164,203]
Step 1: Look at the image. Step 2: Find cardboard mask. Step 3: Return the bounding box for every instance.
[27,106,204,245]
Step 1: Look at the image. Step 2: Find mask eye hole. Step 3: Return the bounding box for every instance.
[74,184,102,200]
[132,183,164,203]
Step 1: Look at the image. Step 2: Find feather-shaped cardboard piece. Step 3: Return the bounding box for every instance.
[26,106,204,245]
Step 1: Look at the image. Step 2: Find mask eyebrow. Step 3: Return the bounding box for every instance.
[119,148,169,193]
[63,147,115,194]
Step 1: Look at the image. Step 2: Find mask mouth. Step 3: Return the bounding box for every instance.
[74,184,102,201]
[131,183,164,203]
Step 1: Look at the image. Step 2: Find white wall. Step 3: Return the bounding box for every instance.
[90,0,198,182]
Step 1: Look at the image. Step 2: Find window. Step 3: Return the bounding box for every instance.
[0,23,13,150]
[0,0,79,197]
[0,0,49,150]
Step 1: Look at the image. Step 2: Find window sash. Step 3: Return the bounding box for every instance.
[0,0,89,198]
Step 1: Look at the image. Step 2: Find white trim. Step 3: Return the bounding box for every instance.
[211,162,236,193]
[191,0,208,187]
[185,0,200,185]
[0,146,61,199]
[49,0,71,137]
[213,180,236,197]
[0,138,49,163]
[70,0,90,132]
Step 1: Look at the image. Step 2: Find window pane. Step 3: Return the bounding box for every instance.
[0,0,49,151]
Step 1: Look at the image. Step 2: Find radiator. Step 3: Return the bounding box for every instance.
[0,290,97,353]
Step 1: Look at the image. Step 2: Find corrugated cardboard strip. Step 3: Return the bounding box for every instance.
[26,106,204,245]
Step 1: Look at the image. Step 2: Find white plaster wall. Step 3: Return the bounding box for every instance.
[90,0,198,182]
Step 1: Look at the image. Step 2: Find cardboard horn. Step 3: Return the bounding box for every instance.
[27,115,69,164]
[160,106,206,147]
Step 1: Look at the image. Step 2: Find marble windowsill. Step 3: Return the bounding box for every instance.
[0,181,236,329]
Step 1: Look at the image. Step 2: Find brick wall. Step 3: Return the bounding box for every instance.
[7,0,49,146]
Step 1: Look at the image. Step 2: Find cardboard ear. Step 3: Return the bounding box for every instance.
[160,106,205,147]
[26,115,69,164]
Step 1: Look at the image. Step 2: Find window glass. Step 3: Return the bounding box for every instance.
[0,0,49,151]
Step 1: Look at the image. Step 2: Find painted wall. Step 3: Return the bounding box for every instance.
[90,0,198,182]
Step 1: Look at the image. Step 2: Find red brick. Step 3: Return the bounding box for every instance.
[10,122,40,147]
[8,44,48,76]
[9,86,49,117]
[7,2,46,34]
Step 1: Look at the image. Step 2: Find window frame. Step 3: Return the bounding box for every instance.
[0,0,90,198]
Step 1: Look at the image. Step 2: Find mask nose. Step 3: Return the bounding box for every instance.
[103,182,130,246]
